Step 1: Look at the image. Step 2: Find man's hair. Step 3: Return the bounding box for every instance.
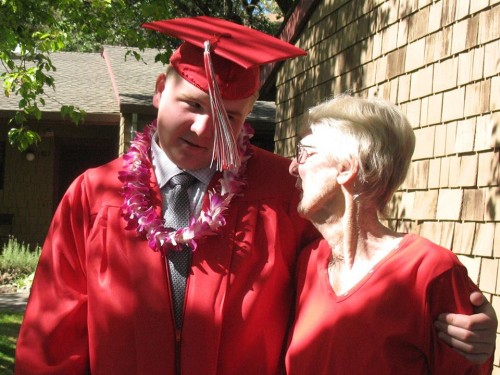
[164,64,181,81]
[307,95,416,213]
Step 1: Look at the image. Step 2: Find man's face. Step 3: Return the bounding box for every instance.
[155,73,255,171]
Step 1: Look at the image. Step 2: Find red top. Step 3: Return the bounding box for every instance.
[285,234,493,374]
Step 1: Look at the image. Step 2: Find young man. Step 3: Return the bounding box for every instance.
[15,16,496,375]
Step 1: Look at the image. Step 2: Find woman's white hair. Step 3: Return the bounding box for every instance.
[307,94,416,213]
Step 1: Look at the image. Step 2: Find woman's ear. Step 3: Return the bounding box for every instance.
[336,158,359,186]
[153,73,166,108]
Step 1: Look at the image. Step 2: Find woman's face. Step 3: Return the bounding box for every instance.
[289,130,346,218]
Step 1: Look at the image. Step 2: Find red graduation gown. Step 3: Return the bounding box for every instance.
[15,146,318,375]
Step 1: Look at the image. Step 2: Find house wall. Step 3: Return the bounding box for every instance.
[0,125,54,247]
[119,112,157,155]
[0,120,119,248]
[275,0,500,369]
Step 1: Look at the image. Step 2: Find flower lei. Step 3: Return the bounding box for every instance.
[118,120,254,255]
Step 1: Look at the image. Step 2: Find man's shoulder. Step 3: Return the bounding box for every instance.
[80,157,125,198]
[248,145,291,169]
[84,157,123,181]
[247,146,294,180]
[242,146,298,198]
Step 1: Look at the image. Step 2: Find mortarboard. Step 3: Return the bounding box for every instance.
[142,16,307,171]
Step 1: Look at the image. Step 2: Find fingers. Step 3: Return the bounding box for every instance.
[437,311,497,331]
[434,317,496,361]
[435,292,497,364]
[437,328,491,352]
[471,296,499,330]
[438,312,478,331]
[469,291,486,307]
[434,319,482,344]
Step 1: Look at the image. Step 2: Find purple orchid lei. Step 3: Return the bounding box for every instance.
[118,120,254,255]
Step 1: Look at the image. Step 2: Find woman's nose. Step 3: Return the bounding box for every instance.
[289,158,299,177]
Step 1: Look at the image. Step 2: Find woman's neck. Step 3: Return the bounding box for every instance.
[312,194,405,295]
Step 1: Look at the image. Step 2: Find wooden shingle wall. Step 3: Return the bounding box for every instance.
[275,0,500,368]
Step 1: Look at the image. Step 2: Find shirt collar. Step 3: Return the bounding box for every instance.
[151,132,215,188]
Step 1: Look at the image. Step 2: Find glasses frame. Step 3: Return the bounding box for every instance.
[295,142,313,164]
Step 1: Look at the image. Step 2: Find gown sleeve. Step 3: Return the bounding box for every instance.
[427,265,493,375]
[15,174,91,375]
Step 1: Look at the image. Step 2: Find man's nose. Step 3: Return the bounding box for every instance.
[289,158,299,177]
[191,114,213,137]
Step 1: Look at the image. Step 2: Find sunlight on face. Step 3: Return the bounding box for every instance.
[295,126,352,218]
[155,73,256,171]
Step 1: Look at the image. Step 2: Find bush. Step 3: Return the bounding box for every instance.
[0,237,41,288]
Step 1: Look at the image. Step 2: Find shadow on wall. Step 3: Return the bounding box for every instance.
[485,118,499,221]
[277,0,397,157]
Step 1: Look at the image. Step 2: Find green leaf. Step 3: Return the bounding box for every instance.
[13,112,26,125]
[7,127,41,152]
[2,0,280,155]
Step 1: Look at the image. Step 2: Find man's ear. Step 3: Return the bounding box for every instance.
[336,158,359,186]
[153,73,166,109]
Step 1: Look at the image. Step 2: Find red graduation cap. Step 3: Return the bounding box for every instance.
[142,16,306,99]
[142,16,306,171]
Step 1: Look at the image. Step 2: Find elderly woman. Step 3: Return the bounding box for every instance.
[286,96,494,374]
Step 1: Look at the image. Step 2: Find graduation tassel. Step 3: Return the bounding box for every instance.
[203,40,241,172]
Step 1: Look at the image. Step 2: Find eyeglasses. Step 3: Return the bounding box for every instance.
[295,142,313,164]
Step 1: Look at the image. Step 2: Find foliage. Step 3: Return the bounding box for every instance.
[0,0,286,151]
[0,237,37,373]
[6,127,41,152]
[0,237,41,288]
[0,312,23,374]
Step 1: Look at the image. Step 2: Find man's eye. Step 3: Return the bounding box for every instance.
[188,101,202,109]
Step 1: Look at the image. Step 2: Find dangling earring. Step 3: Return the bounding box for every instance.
[352,180,361,202]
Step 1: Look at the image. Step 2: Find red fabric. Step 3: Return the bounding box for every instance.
[142,16,306,100]
[285,234,493,375]
[142,16,307,69]
[14,146,318,375]
[170,43,259,100]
